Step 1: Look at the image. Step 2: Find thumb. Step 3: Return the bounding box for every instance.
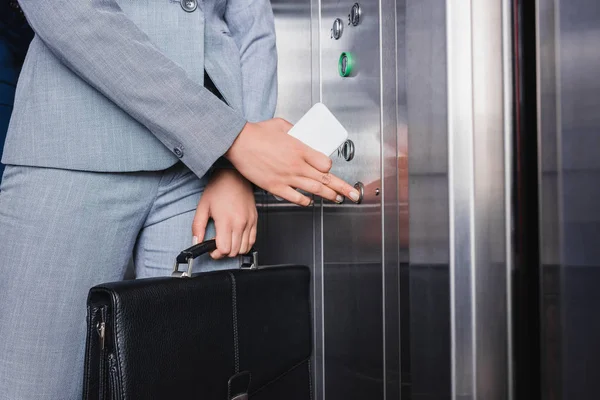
[192,204,210,245]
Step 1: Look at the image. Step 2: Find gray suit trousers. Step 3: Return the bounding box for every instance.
[0,163,239,399]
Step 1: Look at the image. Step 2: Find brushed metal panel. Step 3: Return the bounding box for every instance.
[382,0,402,398]
[447,1,477,396]
[472,1,510,399]
[405,0,451,398]
[272,0,314,123]
[537,0,600,398]
[406,0,449,266]
[320,0,384,398]
[447,0,512,399]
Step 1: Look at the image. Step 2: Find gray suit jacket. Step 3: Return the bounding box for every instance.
[2,0,277,178]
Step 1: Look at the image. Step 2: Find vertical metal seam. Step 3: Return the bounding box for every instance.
[502,0,515,398]
[446,0,457,396]
[552,3,567,395]
[534,3,545,394]
[378,0,388,399]
[394,0,402,399]
[317,2,325,399]
[468,1,477,397]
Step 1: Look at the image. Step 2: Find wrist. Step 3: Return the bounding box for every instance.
[210,168,251,187]
[224,122,252,161]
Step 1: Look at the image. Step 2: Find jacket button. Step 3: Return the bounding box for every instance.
[174,147,184,158]
[180,0,197,12]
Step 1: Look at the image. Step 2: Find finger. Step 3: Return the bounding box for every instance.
[239,227,250,255]
[241,213,257,254]
[249,224,257,249]
[229,224,245,258]
[292,176,343,204]
[212,220,232,260]
[191,205,210,244]
[210,249,225,260]
[274,186,313,207]
[306,169,361,203]
[302,146,333,173]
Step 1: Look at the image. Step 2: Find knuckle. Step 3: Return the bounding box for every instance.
[320,173,332,185]
[310,181,323,194]
[233,218,248,230]
[217,240,231,253]
[290,159,303,172]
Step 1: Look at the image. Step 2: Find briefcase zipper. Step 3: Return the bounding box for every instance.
[95,306,110,399]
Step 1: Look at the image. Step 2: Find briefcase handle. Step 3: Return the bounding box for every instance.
[172,239,258,278]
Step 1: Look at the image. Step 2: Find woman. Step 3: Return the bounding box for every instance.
[0,0,360,398]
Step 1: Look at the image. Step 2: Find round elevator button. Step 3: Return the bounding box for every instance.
[349,3,362,26]
[331,18,344,40]
[339,52,355,77]
[181,0,197,13]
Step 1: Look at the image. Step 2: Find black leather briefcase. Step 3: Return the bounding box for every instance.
[82,240,313,400]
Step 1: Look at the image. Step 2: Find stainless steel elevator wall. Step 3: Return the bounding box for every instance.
[538,0,600,398]
[263,1,513,399]
[320,0,385,397]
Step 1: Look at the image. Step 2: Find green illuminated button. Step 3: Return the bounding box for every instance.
[339,52,354,77]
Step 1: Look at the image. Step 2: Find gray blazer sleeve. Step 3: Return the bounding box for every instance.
[17,0,248,179]
[226,0,278,123]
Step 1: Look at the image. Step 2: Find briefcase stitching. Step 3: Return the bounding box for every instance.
[228,272,240,374]
[111,291,126,400]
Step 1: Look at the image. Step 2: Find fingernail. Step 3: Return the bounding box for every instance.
[349,190,360,202]
[335,195,344,204]
[192,236,199,245]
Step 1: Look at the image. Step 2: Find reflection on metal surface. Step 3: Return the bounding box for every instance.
[447,0,512,399]
[264,0,515,399]
[406,0,451,397]
[321,0,385,397]
[538,0,600,398]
